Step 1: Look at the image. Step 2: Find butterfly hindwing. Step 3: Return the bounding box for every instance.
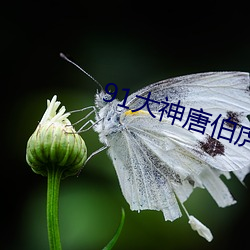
[107,117,182,221]
[107,112,237,221]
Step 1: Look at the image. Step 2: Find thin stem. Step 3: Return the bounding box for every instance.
[102,208,125,250]
[47,165,63,250]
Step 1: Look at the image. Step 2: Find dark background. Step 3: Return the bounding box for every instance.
[2,1,250,250]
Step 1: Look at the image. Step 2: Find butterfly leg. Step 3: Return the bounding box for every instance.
[70,106,96,126]
[77,117,105,133]
[68,106,102,132]
[77,119,95,132]
[85,145,108,165]
[77,145,108,176]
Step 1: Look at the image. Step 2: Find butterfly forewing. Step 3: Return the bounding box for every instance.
[118,72,250,172]
[125,72,249,111]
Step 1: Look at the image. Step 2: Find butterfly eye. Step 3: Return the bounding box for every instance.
[103,83,118,102]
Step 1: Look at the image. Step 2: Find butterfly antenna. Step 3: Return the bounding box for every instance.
[60,53,103,91]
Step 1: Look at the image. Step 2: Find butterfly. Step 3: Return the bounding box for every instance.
[61,55,250,241]
[93,72,250,241]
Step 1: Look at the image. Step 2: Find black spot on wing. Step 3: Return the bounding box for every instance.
[186,177,195,186]
[225,111,242,128]
[199,135,225,157]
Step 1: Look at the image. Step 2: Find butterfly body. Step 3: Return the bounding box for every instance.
[94,95,124,144]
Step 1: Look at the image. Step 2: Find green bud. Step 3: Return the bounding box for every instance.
[26,95,87,178]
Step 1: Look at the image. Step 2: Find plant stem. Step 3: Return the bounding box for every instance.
[103,208,125,250]
[47,165,63,250]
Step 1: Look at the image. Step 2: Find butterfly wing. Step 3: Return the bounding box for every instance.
[107,115,182,221]
[101,72,249,222]
[126,72,249,114]
[104,72,250,220]
[107,112,237,221]
[122,72,250,173]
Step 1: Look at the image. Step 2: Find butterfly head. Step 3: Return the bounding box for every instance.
[94,90,111,109]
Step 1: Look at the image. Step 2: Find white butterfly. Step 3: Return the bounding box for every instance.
[90,72,250,241]
[61,53,250,242]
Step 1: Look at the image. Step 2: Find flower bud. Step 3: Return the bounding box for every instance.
[26,95,87,178]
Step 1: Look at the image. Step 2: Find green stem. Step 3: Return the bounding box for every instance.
[47,165,63,250]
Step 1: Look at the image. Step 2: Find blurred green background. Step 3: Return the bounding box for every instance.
[2,1,250,250]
